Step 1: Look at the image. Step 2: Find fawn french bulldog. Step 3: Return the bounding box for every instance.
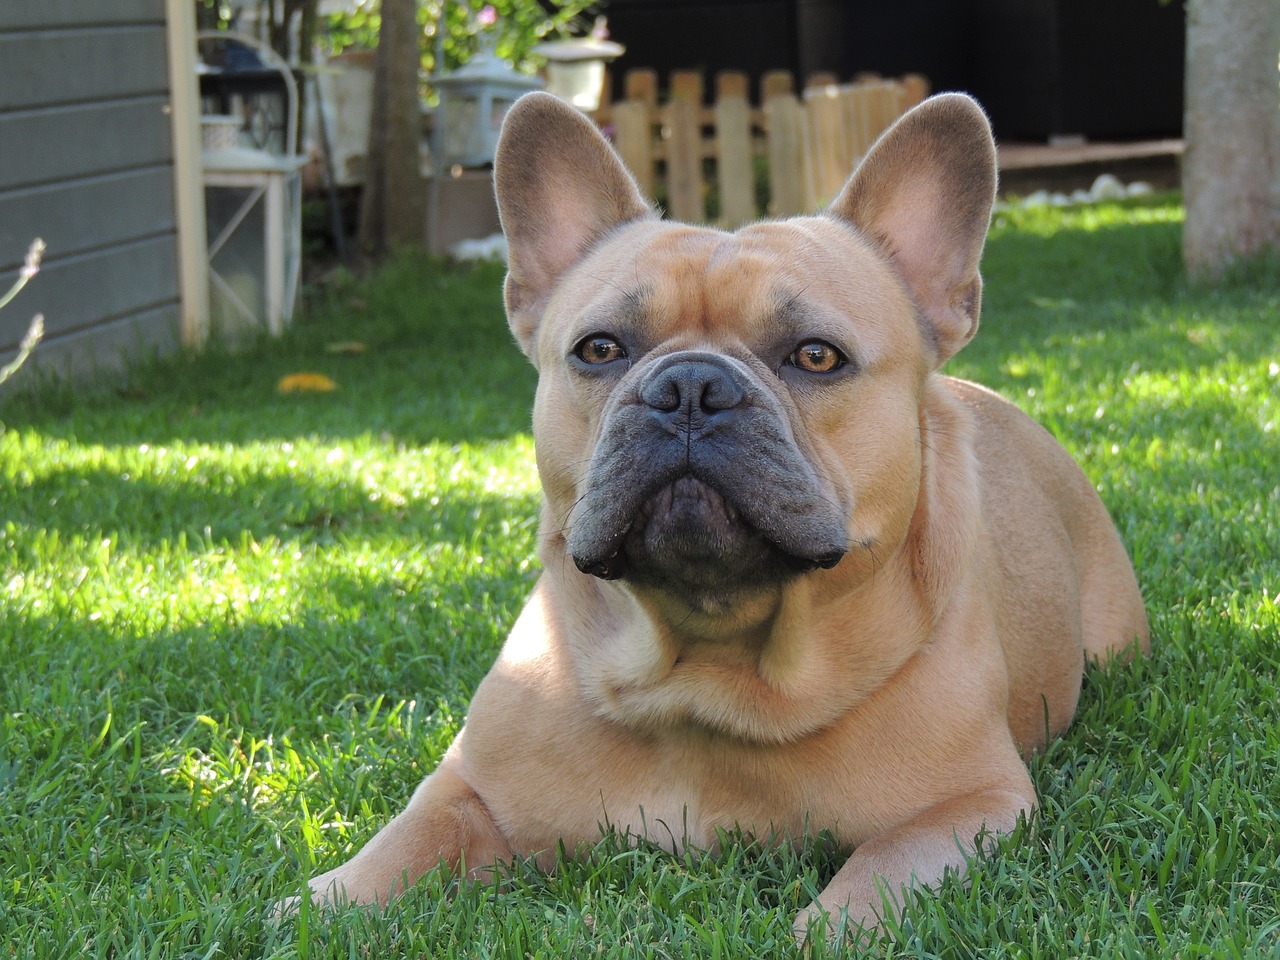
[298,91,1149,939]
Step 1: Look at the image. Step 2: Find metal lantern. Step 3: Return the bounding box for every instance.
[435,46,542,168]
[532,36,624,113]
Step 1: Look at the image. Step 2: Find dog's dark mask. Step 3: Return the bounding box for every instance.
[567,351,848,595]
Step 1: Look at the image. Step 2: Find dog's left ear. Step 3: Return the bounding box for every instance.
[495,92,655,359]
[829,93,996,367]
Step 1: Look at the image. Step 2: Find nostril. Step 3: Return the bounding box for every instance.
[700,375,744,413]
[641,369,691,413]
[640,376,682,412]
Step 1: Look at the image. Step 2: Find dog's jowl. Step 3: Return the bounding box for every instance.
[297,91,1150,939]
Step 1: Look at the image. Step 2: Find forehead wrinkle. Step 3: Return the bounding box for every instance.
[591,286,648,326]
[565,276,645,326]
[642,247,715,335]
[771,287,819,330]
[764,289,837,349]
[705,231,744,270]
[702,244,789,337]
[632,227,737,335]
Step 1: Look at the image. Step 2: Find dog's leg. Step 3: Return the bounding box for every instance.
[305,758,511,908]
[793,786,1033,942]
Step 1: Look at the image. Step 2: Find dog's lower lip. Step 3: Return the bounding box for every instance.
[781,547,846,572]
[812,549,846,569]
[574,552,627,580]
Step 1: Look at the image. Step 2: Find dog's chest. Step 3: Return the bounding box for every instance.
[475,717,886,859]
[468,600,941,859]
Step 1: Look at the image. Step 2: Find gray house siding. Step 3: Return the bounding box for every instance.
[0,0,185,384]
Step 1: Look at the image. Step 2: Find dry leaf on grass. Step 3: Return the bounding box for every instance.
[277,372,338,393]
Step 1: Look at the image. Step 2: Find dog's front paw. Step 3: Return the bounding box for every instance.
[792,901,878,946]
[269,871,369,927]
[271,894,302,921]
[269,884,336,924]
[792,902,829,944]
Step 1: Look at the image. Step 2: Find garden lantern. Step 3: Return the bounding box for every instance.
[532,34,624,113]
[435,46,542,168]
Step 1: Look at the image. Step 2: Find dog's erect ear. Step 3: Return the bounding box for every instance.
[495,92,655,358]
[828,93,996,367]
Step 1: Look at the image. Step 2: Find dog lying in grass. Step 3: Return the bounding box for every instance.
[296,91,1150,940]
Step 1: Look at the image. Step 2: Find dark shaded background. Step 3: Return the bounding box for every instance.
[600,0,1185,141]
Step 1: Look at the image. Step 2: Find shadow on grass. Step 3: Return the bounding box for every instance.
[969,304,1269,379]
[3,459,540,554]
[2,346,540,449]
[984,214,1186,310]
[2,257,539,447]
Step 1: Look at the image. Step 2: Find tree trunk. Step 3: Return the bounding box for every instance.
[358,0,425,256]
[1182,0,1280,281]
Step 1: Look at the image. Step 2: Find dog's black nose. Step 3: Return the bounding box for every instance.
[640,358,746,426]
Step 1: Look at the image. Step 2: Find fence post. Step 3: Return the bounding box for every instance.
[624,68,658,106]
[900,73,930,110]
[760,69,794,102]
[842,84,876,168]
[714,71,754,227]
[607,68,923,226]
[669,69,704,105]
[765,91,806,217]
[665,96,703,221]
[804,83,851,208]
[866,81,903,153]
[614,99,655,199]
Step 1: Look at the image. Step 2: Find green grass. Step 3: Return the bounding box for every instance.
[1,196,1278,958]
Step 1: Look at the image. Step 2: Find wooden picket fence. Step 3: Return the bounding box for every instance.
[596,69,929,227]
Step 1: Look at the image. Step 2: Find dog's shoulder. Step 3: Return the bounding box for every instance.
[937,375,1112,552]
[939,376,1078,468]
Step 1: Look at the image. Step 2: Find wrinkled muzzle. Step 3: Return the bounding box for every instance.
[566,352,848,588]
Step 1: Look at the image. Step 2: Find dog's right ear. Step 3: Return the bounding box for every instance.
[495,92,655,359]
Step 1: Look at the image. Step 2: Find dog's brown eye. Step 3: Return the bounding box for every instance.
[789,340,844,373]
[576,335,627,365]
